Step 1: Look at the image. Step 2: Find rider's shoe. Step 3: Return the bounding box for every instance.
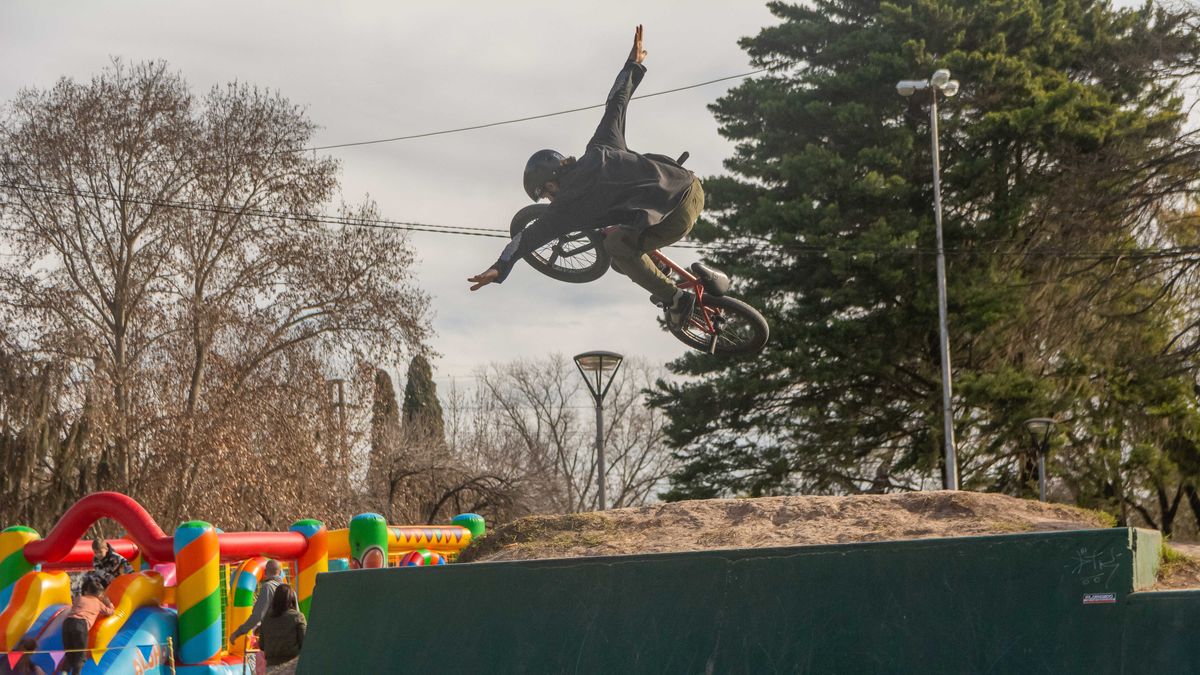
[664,290,696,329]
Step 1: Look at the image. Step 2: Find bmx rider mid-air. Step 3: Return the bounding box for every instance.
[468,25,705,328]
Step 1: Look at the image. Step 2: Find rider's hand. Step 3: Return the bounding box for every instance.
[628,25,646,64]
[468,268,500,291]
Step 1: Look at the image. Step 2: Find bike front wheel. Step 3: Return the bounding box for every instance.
[669,294,769,356]
[508,204,610,283]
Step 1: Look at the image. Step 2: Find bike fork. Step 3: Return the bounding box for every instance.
[707,313,724,354]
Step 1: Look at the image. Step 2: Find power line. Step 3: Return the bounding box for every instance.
[1,181,512,240]
[1,180,707,249]
[4,180,1200,262]
[0,68,773,169]
[306,69,772,153]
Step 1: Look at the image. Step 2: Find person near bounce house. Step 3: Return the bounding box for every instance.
[230,559,284,671]
[256,584,307,671]
[58,575,113,675]
[90,537,133,588]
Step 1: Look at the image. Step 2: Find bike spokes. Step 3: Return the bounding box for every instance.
[510,204,611,283]
[678,302,764,353]
[557,232,597,255]
[532,232,602,273]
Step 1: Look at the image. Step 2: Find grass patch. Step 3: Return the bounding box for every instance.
[988,519,1035,533]
[1160,542,1192,579]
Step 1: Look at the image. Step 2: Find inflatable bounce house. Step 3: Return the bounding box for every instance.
[0,492,483,673]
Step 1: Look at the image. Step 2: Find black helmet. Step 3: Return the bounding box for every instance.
[523,149,566,201]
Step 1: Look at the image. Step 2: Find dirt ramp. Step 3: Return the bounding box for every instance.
[460,490,1112,562]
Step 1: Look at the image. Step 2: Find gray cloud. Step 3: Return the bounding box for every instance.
[0,1,775,376]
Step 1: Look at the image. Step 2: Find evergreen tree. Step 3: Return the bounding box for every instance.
[658,0,1200,502]
[402,354,445,444]
[368,368,401,481]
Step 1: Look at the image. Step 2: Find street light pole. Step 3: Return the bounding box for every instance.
[929,85,958,491]
[574,351,624,511]
[1024,418,1057,502]
[897,69,961,490]
[593,401,605,509]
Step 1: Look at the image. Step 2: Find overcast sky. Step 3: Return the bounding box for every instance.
[5,1,1152,389]
[0,1,778,387]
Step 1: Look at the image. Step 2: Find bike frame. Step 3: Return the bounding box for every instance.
[648,249,719,334]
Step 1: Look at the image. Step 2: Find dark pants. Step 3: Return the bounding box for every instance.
[604,176,705,303]
[60,617,88,675]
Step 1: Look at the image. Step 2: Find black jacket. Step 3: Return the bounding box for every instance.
[492,61,694,282]
[258,608,307,666]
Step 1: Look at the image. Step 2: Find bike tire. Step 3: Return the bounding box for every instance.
[669,294,769,356]
[508,204,610,284]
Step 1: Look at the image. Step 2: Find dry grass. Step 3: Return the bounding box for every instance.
[460,491,1112,563]
[1156,543,1200,590]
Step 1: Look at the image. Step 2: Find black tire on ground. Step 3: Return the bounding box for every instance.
[669,294,769,356]
[508,204,610,283]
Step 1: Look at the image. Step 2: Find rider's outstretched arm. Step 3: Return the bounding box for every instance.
[478,206,576,286]
[587,25,648,152]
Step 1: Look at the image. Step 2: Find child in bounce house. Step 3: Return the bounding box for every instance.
[57,575,113,675]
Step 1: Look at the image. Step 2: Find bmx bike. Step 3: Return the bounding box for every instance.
[508,205,769,356]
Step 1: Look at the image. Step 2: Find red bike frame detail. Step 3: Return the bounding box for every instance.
[649,249,718,334]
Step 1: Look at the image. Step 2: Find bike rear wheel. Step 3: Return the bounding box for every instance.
[669,294,769,356]
[508,204,610,283]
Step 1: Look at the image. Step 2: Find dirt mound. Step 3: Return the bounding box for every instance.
[460,490,1113,563]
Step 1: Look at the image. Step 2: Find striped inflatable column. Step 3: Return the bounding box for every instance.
[226,557,267,654]
[288,520,327,618]
[349,513,388,569]
[0,527,40,609]
[173,520,221,665]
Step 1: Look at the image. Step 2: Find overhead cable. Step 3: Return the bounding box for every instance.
[305,68,773,153]
[4,181,1199,262]
[0,67,774,170]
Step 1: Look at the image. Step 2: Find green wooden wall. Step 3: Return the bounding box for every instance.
[298,527,1196,674]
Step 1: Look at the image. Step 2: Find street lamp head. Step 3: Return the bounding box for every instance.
[895,79,926,97]
[1023,418,1057,451]
[940,80,960,97]
[574,350,624,402]
[574,350,623,371]
[931,69,952,87]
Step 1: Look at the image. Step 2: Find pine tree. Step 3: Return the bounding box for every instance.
[402,354,445,444]
[657,0,1200,500]
[368,368,401,481]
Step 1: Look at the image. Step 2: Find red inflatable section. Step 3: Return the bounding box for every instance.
[212,532,307,561]
[21,491,310,566]
[40,539,141,570]
[23,492,172,563]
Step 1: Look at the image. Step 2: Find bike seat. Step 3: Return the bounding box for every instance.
[690,262,731,297]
